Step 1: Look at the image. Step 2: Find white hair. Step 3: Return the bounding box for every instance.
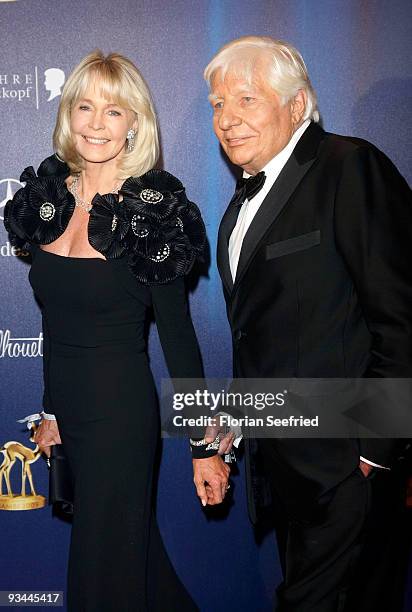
[204,36,319,122]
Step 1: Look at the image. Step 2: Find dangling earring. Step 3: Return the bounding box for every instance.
[126,128,136,152]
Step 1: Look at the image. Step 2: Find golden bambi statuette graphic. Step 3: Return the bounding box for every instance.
[0,420,46,511]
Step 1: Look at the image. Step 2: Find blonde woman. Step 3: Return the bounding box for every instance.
[5,51,228,611]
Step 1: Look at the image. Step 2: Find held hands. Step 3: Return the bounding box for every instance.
[193,455,230,506]
[204,414,236,455]
[34,419,61,458]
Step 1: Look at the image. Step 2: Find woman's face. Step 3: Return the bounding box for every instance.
[70,82,136,166]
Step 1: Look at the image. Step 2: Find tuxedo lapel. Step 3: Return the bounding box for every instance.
[233,122,325,291]
[217,199,240,293]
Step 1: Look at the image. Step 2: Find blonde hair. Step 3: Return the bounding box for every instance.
[53,50,159,179]
[204,36,319,122]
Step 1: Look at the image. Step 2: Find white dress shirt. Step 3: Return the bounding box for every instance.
[228,119,311,282]
[226,118,388,470]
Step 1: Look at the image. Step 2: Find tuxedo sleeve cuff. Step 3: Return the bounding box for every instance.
[360,455,390,470]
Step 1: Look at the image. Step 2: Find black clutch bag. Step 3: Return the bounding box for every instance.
[48,444,74,516]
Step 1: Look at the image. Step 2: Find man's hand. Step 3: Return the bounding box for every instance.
[193,455,230,506]
[204,414,236,455]
[359,460,374,478]
[34,419,61,458]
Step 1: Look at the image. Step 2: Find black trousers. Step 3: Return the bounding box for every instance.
[258,441,412,612]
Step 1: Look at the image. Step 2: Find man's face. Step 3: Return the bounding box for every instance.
[210,66,297,175]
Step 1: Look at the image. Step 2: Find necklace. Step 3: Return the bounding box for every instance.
[69,175,121,212]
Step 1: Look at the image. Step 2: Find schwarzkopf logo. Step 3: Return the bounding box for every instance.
[0,67,65,108]
[0,330,43,358]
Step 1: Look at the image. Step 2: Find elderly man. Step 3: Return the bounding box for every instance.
[192,36,412,611]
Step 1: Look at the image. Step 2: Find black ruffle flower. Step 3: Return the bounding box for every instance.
[128,220,193,284]
[4,166,74,247]
[123,169,206,284]
[172,191,206,260]
[37,154,71,180]
[88,193,130,258]
[3,195,29,250]
[120,170,184,223]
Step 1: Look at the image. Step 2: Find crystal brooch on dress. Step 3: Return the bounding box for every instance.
[131,214,149,238]
[39,202,56,221]
[139,189,164,204]
[149,243,170,262]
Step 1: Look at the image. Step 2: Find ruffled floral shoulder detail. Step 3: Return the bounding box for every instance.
[3,155,73,251]
[3,155,206,285]
[89,169,206,284]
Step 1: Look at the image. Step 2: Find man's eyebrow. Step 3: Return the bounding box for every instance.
[208,83,257,103]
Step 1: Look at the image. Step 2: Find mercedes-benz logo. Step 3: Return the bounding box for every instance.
[0,178,24,221]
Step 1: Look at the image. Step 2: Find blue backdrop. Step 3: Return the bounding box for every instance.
[1,1,411,610]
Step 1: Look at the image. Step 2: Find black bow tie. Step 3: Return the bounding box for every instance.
[229,171,266,207]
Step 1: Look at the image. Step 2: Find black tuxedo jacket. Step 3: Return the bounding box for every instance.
[217,122,412,523]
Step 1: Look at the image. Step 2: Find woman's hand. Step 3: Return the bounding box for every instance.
[193,455,230,506]
[34,419,61,458]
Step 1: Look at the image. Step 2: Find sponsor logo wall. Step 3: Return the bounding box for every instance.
[0,66,64,107]
[0,179,30,257]
[0,329,43,358]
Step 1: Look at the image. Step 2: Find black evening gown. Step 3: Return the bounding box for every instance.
[29,248,200,612]
[4,156,205,612]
